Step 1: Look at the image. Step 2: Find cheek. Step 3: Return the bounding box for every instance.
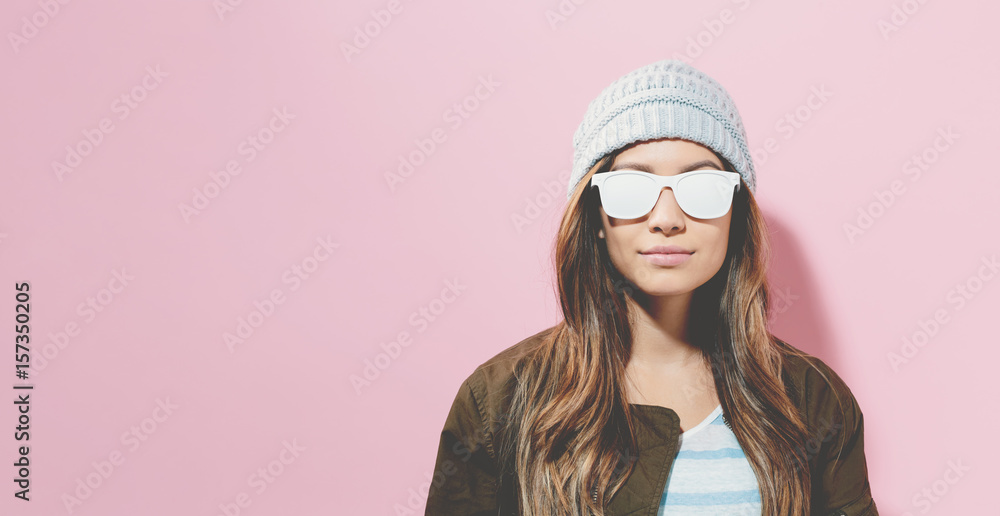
[702,242,728,270]
[603,229,637,269]
[604,231,627,258]
[700,223,731,266]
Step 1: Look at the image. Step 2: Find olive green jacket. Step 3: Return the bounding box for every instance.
[425,326,878,516]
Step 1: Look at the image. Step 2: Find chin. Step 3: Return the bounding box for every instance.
[632,280,699,298]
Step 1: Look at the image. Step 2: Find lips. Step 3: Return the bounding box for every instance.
[640,245,693,266]
[641,252,691,266]
[641,245,693,255]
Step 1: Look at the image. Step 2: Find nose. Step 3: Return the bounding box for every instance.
[646,187,686,233]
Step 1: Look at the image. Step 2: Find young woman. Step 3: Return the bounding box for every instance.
[424,59,877,516]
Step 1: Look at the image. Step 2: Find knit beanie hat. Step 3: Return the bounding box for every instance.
[568,59,756,200]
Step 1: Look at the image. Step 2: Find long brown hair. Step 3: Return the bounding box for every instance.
[496,147,817,515]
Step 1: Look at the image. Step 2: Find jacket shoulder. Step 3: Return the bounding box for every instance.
[776,338,878,515]
[777,338,863,428]
[464,325,558,422]
[474,325,556,380]
[426,328,557,515]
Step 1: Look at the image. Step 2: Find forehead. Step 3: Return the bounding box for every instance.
[612,138,721,166]
[610,140,725,176]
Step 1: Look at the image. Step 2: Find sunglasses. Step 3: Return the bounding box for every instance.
[590,169,742,220]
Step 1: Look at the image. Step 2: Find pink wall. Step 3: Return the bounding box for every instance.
[1,1,996,514]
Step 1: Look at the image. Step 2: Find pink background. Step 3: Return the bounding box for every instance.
[1,1,997,514]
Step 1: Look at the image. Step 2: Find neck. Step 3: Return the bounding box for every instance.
[627,290,703,369]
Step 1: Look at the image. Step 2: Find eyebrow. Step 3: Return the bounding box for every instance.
[610,159,723,173]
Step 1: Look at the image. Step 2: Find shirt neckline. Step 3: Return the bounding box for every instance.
[680,403,723,438]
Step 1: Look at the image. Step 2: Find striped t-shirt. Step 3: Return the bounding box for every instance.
[658,404,762,515]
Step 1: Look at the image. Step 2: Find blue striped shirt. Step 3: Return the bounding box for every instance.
[658,404,762,515]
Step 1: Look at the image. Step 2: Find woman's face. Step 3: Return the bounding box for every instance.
[598,138,733,299]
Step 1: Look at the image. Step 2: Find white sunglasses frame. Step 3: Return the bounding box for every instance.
[589,169,742,220]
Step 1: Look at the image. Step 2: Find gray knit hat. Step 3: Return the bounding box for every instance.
[569,59,755,200]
